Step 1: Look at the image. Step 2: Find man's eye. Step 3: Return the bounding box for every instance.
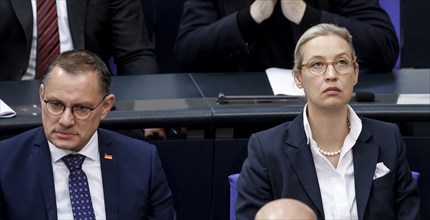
[74,106,89,111]
[50,102,64,108]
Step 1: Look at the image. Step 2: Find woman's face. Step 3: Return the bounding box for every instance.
[294,34,359,111]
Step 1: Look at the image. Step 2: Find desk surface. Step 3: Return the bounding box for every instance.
[191,69,430,97]
[1,69,429,135]
[191,69,430,126]
[0,73,202,105]
[355,68,430,94]
[0,73,212,134]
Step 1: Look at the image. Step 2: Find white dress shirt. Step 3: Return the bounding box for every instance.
[49,131,106,220]
[23,0,73,80]
[302,104,362,220]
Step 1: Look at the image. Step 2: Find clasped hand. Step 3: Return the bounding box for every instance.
[250,0,306,24]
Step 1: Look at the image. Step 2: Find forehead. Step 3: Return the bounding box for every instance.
[44,67,101,96]
[301,35,352,59]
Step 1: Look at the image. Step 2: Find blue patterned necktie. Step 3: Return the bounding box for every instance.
[62,154,96,220]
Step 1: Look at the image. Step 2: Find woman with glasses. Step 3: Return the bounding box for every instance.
[236,23,419,220]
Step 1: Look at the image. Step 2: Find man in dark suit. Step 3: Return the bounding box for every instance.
[0,50,176,219]
[236,23,419,219]
[175,0,399,73]
[0,0,157,81]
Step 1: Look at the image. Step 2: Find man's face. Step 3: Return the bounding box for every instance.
[39,67,114,152]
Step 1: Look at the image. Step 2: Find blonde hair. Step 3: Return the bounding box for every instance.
[293,23,356,71]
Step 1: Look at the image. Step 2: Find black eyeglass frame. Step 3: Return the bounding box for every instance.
[43,94,108,120]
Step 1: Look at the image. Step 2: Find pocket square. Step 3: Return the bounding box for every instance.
[373,162,390,180]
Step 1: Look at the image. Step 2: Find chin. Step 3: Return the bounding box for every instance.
[51,139,81,152]
[322,100,348,109]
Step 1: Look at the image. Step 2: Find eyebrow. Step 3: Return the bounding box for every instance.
[44,97,95,107]
[306,53,351,60]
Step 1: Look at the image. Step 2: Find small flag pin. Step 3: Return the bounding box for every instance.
[104,153,113,160]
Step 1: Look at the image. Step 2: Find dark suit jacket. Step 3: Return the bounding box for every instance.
[0,127,176,220]
[175,0,399,72]
[0,0,157,80]
[236,114,420,220]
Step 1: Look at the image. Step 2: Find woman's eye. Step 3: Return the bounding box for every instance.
[337,59,349,65]
[311,61,324,68]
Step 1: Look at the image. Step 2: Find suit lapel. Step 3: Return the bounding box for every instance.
[67,0,88,49]
[33,129,58,220]
[285,115,325,216]
[353,128,378,220]
[98,129,119,219]
[10,0,33,52]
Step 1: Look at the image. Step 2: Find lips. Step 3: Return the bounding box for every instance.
[323,87,341,93]
[323,87,342,95]
[54,130,76,138]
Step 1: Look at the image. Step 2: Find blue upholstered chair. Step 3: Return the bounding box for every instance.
[412,171,420,181]
[229,171,419,220]
[229,173,240,220]
[379,0,401,69]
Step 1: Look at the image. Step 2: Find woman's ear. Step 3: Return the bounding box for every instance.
[294,70,303,88]
[353,62,359,85]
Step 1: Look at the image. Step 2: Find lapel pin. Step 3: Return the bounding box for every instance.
[104,153,113,160]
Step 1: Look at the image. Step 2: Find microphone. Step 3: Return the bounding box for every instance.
[354,91,375,102]
[217,93,302,104]
[217,91,375,104]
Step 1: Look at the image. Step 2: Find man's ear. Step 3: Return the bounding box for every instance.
[39,84,45,103]
[100,94,115,119]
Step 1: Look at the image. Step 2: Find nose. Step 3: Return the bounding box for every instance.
[324,64,338,80]
[58,107,75,127]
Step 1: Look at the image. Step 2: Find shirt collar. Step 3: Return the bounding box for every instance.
[49,130,100,163]
[303,104,313,145]
[302,104,362,145]
[346,105,362,143]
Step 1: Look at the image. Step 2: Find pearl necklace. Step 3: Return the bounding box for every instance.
[317,147,342,157]
[316,118,351,157]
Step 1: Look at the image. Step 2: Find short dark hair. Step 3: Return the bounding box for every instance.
[43,49,112,95]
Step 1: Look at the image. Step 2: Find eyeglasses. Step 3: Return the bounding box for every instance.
[300,58,356,76]
[43,95,107,120]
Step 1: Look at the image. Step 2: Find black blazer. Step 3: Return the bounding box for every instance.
[0,0,157,80]
[175,0,399,72]
[236,114,420,219]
